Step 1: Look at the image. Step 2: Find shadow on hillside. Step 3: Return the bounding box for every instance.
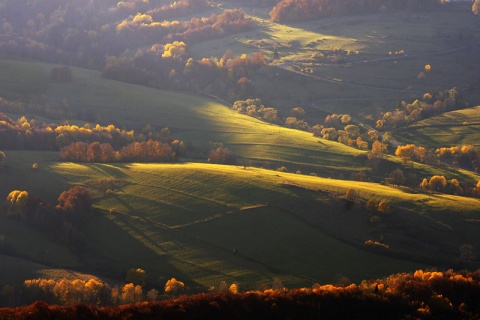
[87,163,128,179]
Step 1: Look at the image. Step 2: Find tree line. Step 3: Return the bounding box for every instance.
[270,0,446,23]
[1,269,480,318]
[0,112,185,152]
[233,87,468,153]
[60,140,179,163]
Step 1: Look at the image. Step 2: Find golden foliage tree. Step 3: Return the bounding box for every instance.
[164,278,185,295]
[473,0,480,15]
[125,268,147,286]
[6,190,29,219]
[0,151,6,170]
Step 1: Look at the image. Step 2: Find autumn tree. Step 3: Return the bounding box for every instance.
[56,186,92,226]
[164,278,185,295]
[208,146,236,164]
[395,144,416,165]
[473,0,480,15]
[428,175,447,192]
[6,190,29,219]
[378,201,391,214]
[0,151,5,170]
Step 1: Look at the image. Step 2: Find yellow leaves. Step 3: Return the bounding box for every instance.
[414,270,444,281]
[162,41,186,59]
[164,278,185,295]
[229,283,239,294]
[7,190,29,207]
[132,13,153,24]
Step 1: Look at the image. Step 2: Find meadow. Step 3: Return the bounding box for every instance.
[0,0,480,300]
[396,105,480,147]
[2,150,480,290]
[0,59,367,177]
[190,2,480,117]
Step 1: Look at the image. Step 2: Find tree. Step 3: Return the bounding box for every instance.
[164,278,184,295]
[378,201,390,214]
[395,144,416,165]
[273,47,279,59]
[447,178,462,195]
[6,190,29,219]
[0,151,5,170]
[208,146,236,164]
[428,175,447,192]
[57,186,92,226]
[420,178,429,191]
[344,124,360,139]
[387,169,406,186]
[473,0,480,15]
[291,107,305,118]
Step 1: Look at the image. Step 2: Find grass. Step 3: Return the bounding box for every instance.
[0,254,103,287]
[395,105,480,147]
[0,59,368,177]
[3,152,480,290]
[190,3,480,118]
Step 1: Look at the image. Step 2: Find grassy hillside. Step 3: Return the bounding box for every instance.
[0,59,368,177]
[3,151,480,290]
[395,105,480,147]
[190,2,480,116]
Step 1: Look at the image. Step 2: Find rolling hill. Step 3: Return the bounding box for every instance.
[2,151,480,291]
[395,105,480,147]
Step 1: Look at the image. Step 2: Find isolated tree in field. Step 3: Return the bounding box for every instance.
[164,278,184,295]
[0,151,5,170]
[208,146,236,164]
[273,47,279,59]
[6,190,29,219]
[57,186,92,226]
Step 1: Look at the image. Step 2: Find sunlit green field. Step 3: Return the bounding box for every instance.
[396,105,480,147]
[0,59,368,176]
[191,3,480,116]
[3,151,480,290]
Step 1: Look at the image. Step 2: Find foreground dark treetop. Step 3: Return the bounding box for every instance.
[1,269,479,320]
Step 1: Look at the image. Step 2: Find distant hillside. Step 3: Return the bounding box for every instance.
[0,59,367,177]
[395,105,480,147]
